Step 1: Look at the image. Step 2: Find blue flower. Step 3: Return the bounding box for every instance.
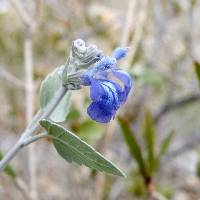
[81,47,132,123]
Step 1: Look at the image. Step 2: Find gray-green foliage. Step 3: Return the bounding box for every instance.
[38,39,121,177]
[40,119,125,177]
[40,66,71,122]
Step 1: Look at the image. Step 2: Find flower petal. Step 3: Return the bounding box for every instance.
[90,79,114,105]
[112,69,132,101]
[112,47,129,60]
[87,102,115,123]
[108,81,126,105]
[101,80,122,109]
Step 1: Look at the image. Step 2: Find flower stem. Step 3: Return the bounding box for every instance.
[0,85,68,171]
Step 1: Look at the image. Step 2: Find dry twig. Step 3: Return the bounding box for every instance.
[0,66,24,89]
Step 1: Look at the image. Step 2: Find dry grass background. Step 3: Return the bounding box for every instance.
[0,0,200,199]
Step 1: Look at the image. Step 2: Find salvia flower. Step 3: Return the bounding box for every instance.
[80,47,132,123]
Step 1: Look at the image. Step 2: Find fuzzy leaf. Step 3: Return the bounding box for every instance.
[118,117,147,177]
[40,120,125,177]
[40,66,71,122]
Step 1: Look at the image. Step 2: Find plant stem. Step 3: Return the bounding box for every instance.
[23,86,68,139]
[22,133,48,147]
[145,177,154,199]
[0,86,68,171]
[0,66,24,89]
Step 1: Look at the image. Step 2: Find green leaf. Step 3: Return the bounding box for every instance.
[154,131,174,170]
[158,131,175,159]
[194,61,200,85]
[196,159,200,178]
[143,112,155,175]
[65,108,81,122]
[40,66,71,122]
[130,170,147,197]
[0,151,17,179]
[77,120,103,143]
[132,65,164,86]
[40,119,125,177]
[118,117,147,177]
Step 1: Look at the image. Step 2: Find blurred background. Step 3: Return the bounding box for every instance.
[0,0,200,199]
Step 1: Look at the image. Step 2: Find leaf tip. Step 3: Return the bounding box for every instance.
[120,171,127,178]
[39,119,51,130]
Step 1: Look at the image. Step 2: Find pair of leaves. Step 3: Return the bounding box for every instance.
[143,112,174,174]
[40,66,71,122]
[118,117,147,177]
[118,112,174,178]
[40,120,125,177]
